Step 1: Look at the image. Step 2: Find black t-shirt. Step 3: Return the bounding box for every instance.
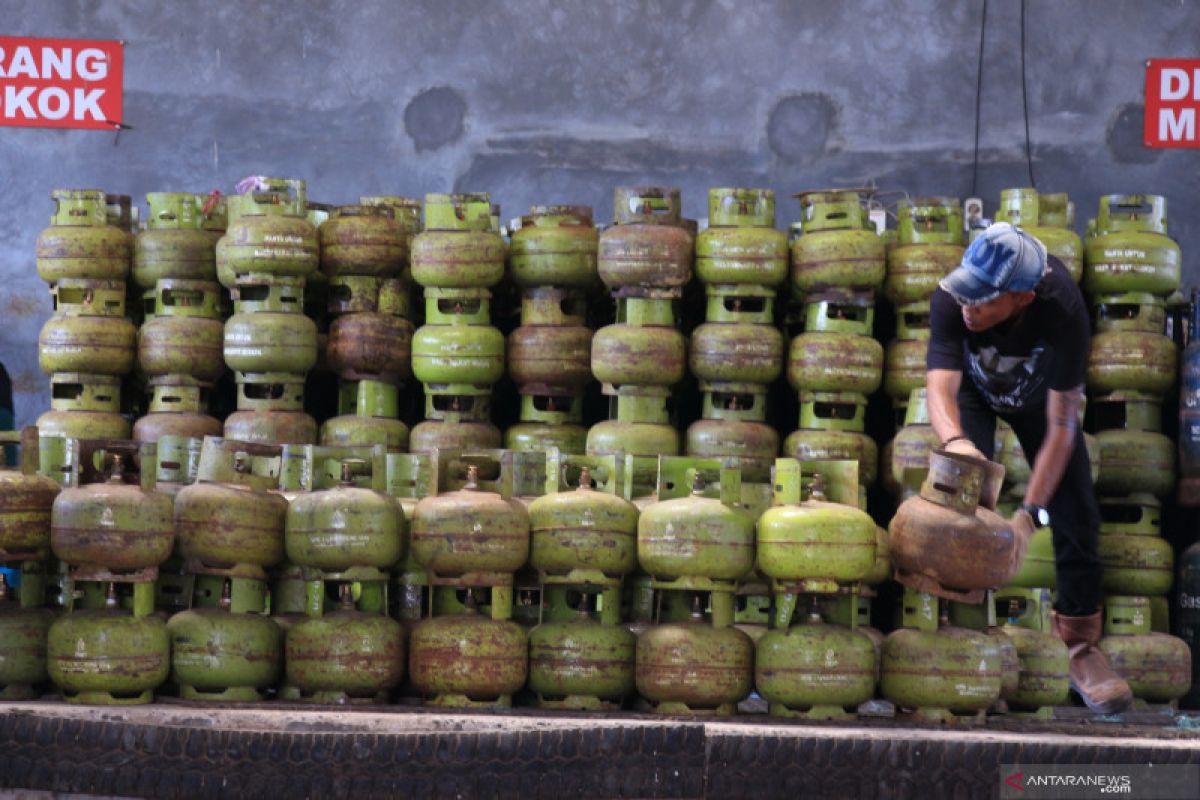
[926,256,1089,411]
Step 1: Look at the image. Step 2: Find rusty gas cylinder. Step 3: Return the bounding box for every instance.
[37,189,131,284]
[319,204,407,278]
[50,453,173,572]
[790,189,885,299]
[696,188,788,287]
[0,429,60,557]
[598,187,692,292]
[889,449,1016,602]
[134,193,217,287]
[326,312,414,384]
[411,465,529,577]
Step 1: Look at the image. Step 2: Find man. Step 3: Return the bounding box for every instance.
[926,221,1133,715]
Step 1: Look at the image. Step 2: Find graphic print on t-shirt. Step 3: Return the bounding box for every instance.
[965,342,1047,411]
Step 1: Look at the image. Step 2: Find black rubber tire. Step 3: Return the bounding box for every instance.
[0,712,707,799]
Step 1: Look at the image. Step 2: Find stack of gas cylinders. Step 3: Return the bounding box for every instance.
[505,205,598,455]
[786,189,885,503]
[170,437,286,701]
[133,192,226,447]
[410,193,507,453]
[5,179,1197,717]
[219,178,321,446]
[36,190,138,448]
[588,187,692,499]
[318,198,419,452]
[882,197,964,503]
[1082,194,1191,707]
[686,189,787,487]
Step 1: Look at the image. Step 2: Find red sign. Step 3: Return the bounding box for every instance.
[0,36,122,130]
[1145,58,1200,148]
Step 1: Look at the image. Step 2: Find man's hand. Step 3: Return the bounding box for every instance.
[1005,508,1035,581]
[944,436,985,461]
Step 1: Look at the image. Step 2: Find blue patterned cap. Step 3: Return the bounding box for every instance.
[939,222,1048,306]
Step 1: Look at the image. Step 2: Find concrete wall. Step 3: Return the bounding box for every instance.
[2,0,1197,426]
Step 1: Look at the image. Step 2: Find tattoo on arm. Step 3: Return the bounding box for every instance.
[1052,411,1078,431]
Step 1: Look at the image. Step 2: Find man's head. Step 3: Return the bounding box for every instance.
[940,222,1047,331]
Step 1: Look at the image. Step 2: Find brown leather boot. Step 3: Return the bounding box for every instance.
[1052,610,1134,714]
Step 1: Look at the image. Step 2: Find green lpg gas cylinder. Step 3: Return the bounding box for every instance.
[411,466,529,577]
[1000,622,1069,711]
[132,385,223,444]
[48,608,169,704]
[285,465,405,572]
[37,411,130,442]
[224,410,317,447]
[884,337,928,403]
[168,602,283,702]
[412,324,505,386]
[0,601,54,700]
[790,189,885,298]
[1099,597,1191,704]
[134,193,217,287]
[37,189,131,283]
[696,188,788,287]
[1006,526,1057,589]
[864,525,891,586]
[1098,534,1174,597]
[39,314,136,376]
[285,592,405,703]
[756,608,876,717]
[0,430,60,557]
[689,322,783,385]
[174,443,288,577]
[223,307,318,377]
[528,608,636,709]
[319,204,407,279]
[598,187,692,292]
[506,421,588,455]
[509,205,598,289]
[410,420,502,454]
[216,179,318,287]
[137,283,225,382]
[528,467,639,580]
[787,332,882,394]
[756,476,876,590]
[635,605,754,715]
[686,419,778,485]
[409,608,528,706]
[783,394,878,488]
[592,322,686,388]
[411,193,505,289]
[881,619,1002,717]
[1084,195,1181,296]
[888,389,941,495]
[884,197,964,305]
[638,474,755,584]
[1087,331,1177,398]
[1096,429,1176,498]
[50,454,173,572]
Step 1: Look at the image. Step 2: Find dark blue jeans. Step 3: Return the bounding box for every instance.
[957,382,1103,617]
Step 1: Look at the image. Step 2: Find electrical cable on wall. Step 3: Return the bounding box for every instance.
[971,0,988,198]
[1020,0,1036,189]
